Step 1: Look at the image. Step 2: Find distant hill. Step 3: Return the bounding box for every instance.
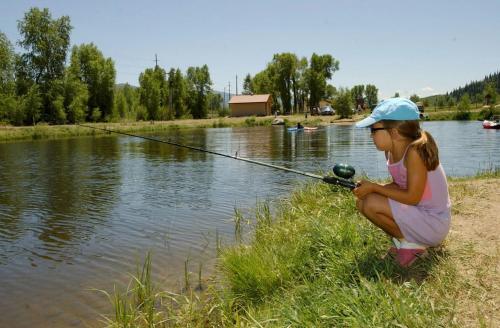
[423,71,500,101]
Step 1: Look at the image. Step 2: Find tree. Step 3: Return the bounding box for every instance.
[0,31,15,95]
[252,69,279,113]
[68,43,116,121]
[457,93,471,112]
[456,93,471,120]
[138,66,167,120]
[295,57,308,112]
[269,53,298,114]
[168,68,187,118]
[242,74,253,95]
[410,94,420,103]
[325,84,337,100]
[305,53,339,110]
[350,85,365,108]
[22,85,42,125]
[185,65,212,119]
[207,92,223,117]
[333,88,352,119]
[66,81,88,123]
[17,7,72,122]
[394,92,400,98]
[365,84,378,109]
[483,82,497,105]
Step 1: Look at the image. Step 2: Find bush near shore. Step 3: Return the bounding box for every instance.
[100,171,499,327]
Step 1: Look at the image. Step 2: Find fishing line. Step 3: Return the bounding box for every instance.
[77,124,356,189]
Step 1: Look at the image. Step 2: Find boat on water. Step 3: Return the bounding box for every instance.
[482,116,500,129]
[287,126,319,132]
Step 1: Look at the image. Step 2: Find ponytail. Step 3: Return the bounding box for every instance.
[381,120,440,170]
[411,130,439,170]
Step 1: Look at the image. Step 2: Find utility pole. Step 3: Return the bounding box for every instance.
[228,81,231,100]
[236,75,238,96]
[223,86,226,110]
[154,54,159,68]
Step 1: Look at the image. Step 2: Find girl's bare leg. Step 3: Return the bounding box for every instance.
[356,194,404,239]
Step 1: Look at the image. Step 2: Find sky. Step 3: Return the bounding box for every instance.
[1,0,499,99]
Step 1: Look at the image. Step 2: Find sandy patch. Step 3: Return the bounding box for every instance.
[447,178,499,327]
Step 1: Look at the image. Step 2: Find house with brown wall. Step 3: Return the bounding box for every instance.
[229,94,272,117]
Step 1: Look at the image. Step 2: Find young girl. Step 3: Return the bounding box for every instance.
[353,98,451,267]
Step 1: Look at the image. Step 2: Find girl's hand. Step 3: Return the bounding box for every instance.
[353,179,376,199]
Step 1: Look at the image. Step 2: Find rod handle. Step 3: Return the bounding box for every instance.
[322,176,357,190]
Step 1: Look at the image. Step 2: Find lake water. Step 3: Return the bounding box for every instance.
[0,121,498,327]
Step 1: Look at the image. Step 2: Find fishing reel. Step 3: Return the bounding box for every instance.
[322,163,357,190]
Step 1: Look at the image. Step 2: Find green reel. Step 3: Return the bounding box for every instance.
[332,163,355,180]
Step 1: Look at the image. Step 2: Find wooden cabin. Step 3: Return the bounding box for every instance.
[229,94,272,117]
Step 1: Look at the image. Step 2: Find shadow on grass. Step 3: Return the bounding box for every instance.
[354,245,450,284]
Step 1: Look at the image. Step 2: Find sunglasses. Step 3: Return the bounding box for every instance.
[370,127,388,134]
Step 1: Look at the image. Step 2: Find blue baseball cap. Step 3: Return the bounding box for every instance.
[355,98,420,128]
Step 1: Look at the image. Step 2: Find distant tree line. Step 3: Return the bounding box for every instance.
[0,7,222,126]
[0,7,384,126]
[448,72,500,104]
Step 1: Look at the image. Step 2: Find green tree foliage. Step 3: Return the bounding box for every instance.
[186,65,212,119]
[66,80,88,123]
[207,92,223,117]
[409,94,420,103]
[0,31,15,95]
[242,74,253,95]
[449,71,500,103]
[68,43,116,121]
[350,85,365,107]
[22,85,42,125]
[114,91,127,119]
[455,93,471,120]
[138,66,167,120]
[295,57,308,112]
[457,93,471,112]
[483,82,497,105]
[17,7,72,122]
[305,53,339,110]
[325,84,337,100]
[252,69,280,113]
[333,88,352,119]
[365,84,378,109]
[269,53,298,114]
[168,68,187,118]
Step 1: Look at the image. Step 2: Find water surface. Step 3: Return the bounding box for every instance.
[0,121,498,327]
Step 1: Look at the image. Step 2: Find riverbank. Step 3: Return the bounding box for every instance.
[1,106,496,142]
[0,116,337,142]
[101,172,499,327]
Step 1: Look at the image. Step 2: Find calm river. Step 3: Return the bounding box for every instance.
[0,121,498,327]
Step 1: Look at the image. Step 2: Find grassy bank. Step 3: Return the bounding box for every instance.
[100,172,499,327]
[0,116,331,142]
[3,104,498,142]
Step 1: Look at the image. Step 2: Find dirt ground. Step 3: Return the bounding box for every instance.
[447,178,499,327]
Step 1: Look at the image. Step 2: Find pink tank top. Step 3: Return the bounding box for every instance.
[387,147,451,213]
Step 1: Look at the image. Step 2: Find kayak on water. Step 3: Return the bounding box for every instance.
[287,126,318,132]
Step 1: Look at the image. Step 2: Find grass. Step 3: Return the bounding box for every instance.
[99,170,499,327]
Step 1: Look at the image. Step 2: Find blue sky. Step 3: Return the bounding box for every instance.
[1,0,499,99]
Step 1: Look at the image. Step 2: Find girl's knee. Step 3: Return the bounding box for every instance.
[356,198,363,212]
[362,194,377,212]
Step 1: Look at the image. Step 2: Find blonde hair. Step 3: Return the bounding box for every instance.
[381,120,440,170]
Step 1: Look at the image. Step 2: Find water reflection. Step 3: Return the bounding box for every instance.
[0,137,121,264]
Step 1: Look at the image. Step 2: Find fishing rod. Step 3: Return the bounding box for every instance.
[77,124,357,190]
